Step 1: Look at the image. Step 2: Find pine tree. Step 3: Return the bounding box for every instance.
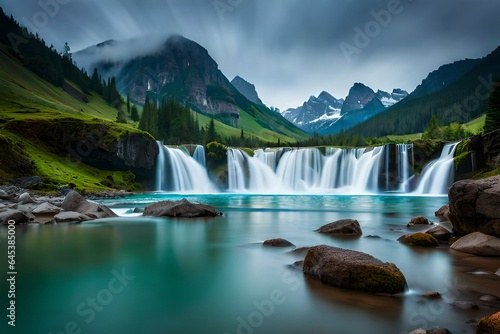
[131,105,139,122]
[484,81,500,133]
[206,118,218,143]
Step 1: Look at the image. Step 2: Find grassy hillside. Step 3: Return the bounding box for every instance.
[0,45,149,192]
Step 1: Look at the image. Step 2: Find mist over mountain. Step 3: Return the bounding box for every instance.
[75,34,307,139]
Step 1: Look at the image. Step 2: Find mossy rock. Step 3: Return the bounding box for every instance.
[477,311,500,334]
[303,245,407,294]
[398,232,439,247]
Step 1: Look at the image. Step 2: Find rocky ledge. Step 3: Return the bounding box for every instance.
[0,190,116,224]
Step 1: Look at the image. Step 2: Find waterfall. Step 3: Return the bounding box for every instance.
[155,141,216,192]
[414,142,460,195]
[193,145,206,167]
[397,144,413,192]
[227,146,387,194]
[227,148,286,193]
[277,148,323,191]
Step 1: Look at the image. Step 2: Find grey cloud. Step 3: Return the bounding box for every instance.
[0,0,498,110]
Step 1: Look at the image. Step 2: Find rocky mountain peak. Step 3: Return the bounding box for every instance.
[231,75,263,105]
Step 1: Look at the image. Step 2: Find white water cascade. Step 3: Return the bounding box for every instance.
[227,147,387,194]
[193,145,206,167]
[154,142,457,195]
[397,144,413,192]
[155,142,216,192]
[414,142,460,195]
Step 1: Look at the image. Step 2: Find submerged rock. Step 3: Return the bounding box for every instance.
[477,311,500,334]
[315,219,362,235]
[263,238,295,247]
[448,175,500,237]
[303,245,407,294]
[143,198,221,218]
[398,232,439,247]
[407,216,431,228]
[450,232,500,256]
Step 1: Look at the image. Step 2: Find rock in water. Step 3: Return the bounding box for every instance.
[398,232,439,247]
[315,219,362,235]
[61,190,117,219]
[303,245,407,294]
[143,198,220,218]
[263,238,295,247]
[425,225,452,242]
[406,216,431,227]
[450,232,500,256]
[448,175,500,237]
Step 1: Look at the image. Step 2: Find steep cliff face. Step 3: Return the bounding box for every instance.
[231,76,264,105]
[3,118,158,182]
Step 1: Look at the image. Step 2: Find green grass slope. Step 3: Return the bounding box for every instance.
[0,46,147,192]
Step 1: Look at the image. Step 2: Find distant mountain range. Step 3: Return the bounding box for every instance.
[74,33,499,140]
[281,83,408,134]
[348,46,500,138]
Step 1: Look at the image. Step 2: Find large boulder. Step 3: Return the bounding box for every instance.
[143,198,221,218]
[450,232,500,256]
[61,191,117,219]
[448,176,500,237]
[53,211,92,223]
[303,245,407,294]
[315,219,362,235]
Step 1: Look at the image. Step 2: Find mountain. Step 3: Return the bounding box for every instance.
[281,91,344,133]
[75,35,308,141]
[347,46,500,138]
[282,84,407,134]
[231,75,263,105]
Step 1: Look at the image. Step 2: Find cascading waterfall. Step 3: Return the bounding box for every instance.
[155,141,216,192]
[155,141,456,195]
[227,148,285,193]
[397,144,413,192]
[414,142,460,195]
[193,145,206,167]
[277,148,323,191]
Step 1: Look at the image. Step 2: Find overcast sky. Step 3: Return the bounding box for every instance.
[1,0,499,110]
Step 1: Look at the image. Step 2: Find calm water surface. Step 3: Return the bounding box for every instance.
[1,194,499,334]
